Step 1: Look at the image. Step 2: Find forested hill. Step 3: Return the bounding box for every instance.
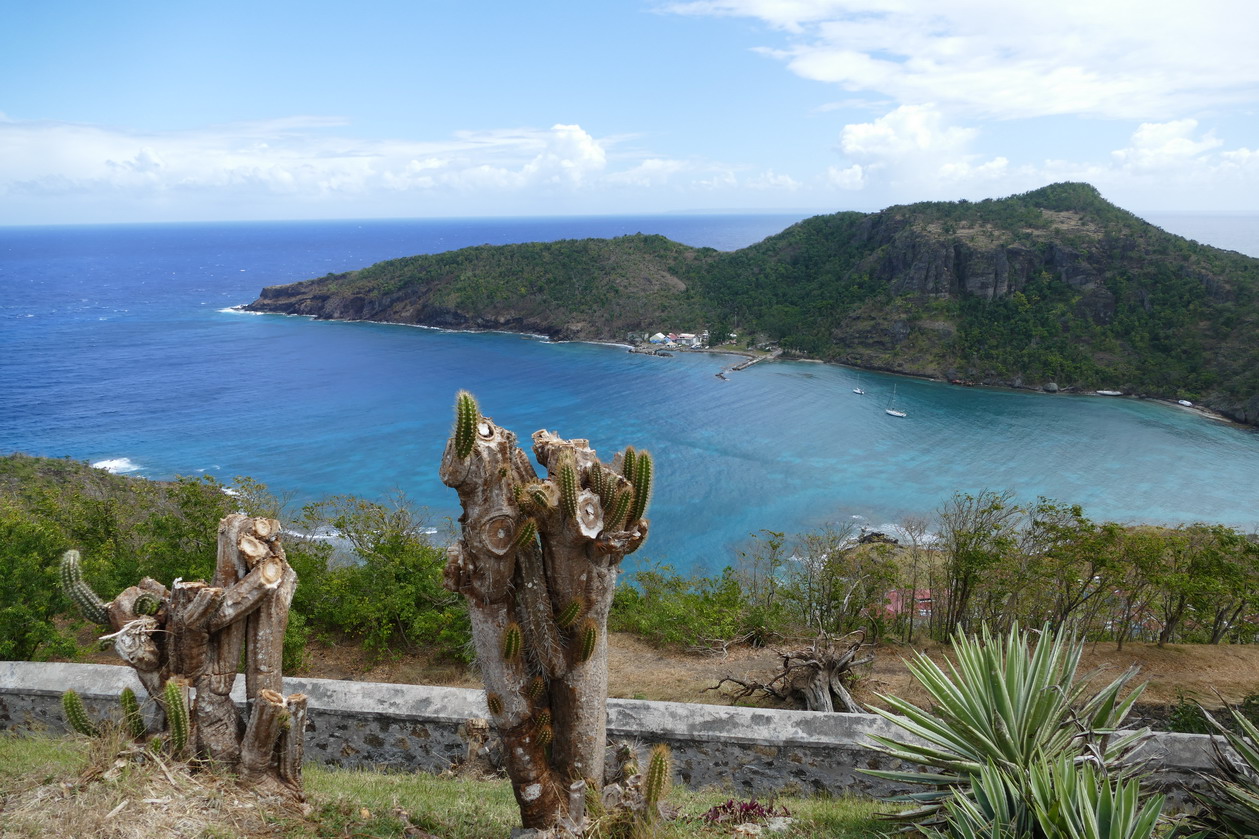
[245,183,1259,425]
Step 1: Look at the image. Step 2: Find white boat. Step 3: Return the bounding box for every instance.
[1178,399,1193,407]
[885,386,907,418]
[1096,390,1122,396]
[853,387,865,395]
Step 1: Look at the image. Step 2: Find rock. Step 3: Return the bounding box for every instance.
[858,530,899,546]
[1044,382,1059,393]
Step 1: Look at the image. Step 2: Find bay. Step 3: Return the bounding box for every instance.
[2,213,1258,577]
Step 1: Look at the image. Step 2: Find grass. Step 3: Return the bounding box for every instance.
[0,731,885,838]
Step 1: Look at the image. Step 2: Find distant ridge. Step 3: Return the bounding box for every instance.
[246,183,1259,426]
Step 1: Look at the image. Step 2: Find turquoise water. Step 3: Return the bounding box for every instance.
[2,215,1258,577]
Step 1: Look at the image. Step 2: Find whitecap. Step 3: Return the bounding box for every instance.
[92,457,140,474]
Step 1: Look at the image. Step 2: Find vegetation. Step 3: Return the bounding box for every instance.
[0,453,468,669]
[0,731,883,839]
[247,182,1259,425]
[860,623,1175,839]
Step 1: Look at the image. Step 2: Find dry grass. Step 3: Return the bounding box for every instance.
[0,728,309,838]
[0,731,882,839]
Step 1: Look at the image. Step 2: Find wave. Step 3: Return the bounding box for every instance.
[92,457,141,474]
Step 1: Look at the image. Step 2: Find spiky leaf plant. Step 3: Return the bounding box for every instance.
[923,758,1163,839]
[865,623,1149,829]
[1183,704,1259,838]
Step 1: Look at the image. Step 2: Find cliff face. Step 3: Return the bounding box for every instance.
[244,183,1259,425]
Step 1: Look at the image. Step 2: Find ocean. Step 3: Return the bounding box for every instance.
[2,212,1257,577]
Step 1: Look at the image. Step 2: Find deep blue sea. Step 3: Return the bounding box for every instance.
[2,212,1258,577]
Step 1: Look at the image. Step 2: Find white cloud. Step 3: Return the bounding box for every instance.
[746,169,801,190]
[0,119,628,204]
[826,163,864,189]
[1112,120,1224,172]
[662,1,1259,120]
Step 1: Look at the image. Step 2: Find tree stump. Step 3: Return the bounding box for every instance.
[60,514,305,796]
[439,392,652,836]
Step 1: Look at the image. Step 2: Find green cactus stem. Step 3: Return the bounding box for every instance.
[164,680,190,754]
[133,592,162,616]
[557,452,579,519]
[644,744,672,806]
[501,622,524,660]
[609,487,633,531]
[512,518,538,550]
[536,723,553,748]
[621,447,637,481]
[526,483,552,511]
[525,676,547,701]
[453,390,480,459]
[62,690,99,737]
[59,550,109,625]
[486,692,504,716]
[576,619,598,664]
[627,450,653,525]
[556,597,584,629]
[589,463,606,502]
[120,687,147,740]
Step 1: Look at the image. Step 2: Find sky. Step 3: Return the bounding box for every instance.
[2,0,1258,225]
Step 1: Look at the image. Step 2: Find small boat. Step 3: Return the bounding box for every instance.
[885,385,907,418]
[1178,399,1193,407]
[1096,390,1122,396]
[853,387,865,395]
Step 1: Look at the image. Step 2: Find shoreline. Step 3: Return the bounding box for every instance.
[230,305,1249,429]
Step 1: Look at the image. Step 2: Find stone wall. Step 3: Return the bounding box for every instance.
[0,661,1220,799]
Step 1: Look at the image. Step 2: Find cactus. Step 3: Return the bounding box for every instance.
[609,487,633,532]
[62,690,99,737]
[527,483,552,511]
[502,622,524,660]
[536,723,553,748]
[512,518,538,550]
[576,619,598,664]
[526,676,547,701]
[627,450,653,526]
[120,687,147,740]
[164,680,190,754]
[453,390,480,459]
[59,550,109,625]
[535,709,552,728]
[621,447,637,482]
[589,464,606,503]
[486,692,504,716]
[556,597,584,629]
[557,452,579,519]
[133,592,162,616]
[644,744,672,806]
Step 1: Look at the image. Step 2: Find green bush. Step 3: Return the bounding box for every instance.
[610,564,749,649]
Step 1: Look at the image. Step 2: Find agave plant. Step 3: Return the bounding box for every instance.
[865,622,1150,828]
[924,757,1164,839]
[1182,704,1259,838]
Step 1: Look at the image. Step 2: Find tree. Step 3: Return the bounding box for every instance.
[933,490,1022,639]
[439,391,654,835]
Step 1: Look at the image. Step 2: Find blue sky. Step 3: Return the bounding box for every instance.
[2,0,1257,224]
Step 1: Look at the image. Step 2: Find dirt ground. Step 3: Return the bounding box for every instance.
[288,632,1259,717]
[71,630,1259,717]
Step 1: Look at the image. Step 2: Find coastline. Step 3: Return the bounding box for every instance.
[231,305,1250,429]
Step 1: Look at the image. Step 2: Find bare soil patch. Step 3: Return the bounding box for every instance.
[72,632,1259,717]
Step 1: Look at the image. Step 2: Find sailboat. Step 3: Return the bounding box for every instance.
[853,373,865,395]
[885,385,907,418]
